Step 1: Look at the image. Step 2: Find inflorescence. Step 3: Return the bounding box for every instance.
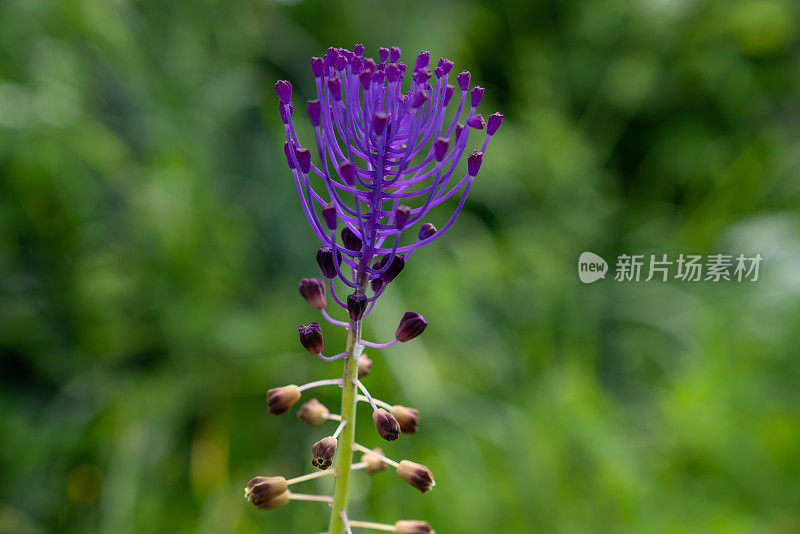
[247,43,501,534]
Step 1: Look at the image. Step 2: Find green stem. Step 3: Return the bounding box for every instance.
[327,312,363,534]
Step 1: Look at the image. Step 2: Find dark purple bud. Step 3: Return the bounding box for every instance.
[350,56,363,72]
[371,277,384,293]
[295,147,311,173]
[456,70,471,91]
[375,255,405,283]
[307,99,322,126]
[395,312,427,342]
[411,90,428,109]
[298,322,324,354]
[311,436,337,470]
[467,114,485,130]
[438,58,454,75]
[373,70,385,85]
[396,460,435,493]
[434,66,444,78]
[455,123,464,143]
[334,54,347,71]
[487,112,504,135]
[278,101,293,124]
[373,112,388,135]
[378,47,389,62]
[395,204,411,230]
[359,70,372,90]
[385,63,400,83]
[434,137,449,162]
[341,226,362,253]
[327,78,342,101]
[325,47,338,67]
[274,80,292,104]
[267,385,301,415]
[373,408,401,441]
[339,160,355,186]
[414,68,431,84]
[341,48,354,61]
[362,58,376,74]
[398,62,407,75]
[443,84,455,106]
[471,86,484,107]
[283,142,296,169]
[419,222,437,240]
[415,50,430,70]
[311,57,324,77]
[299,278,326,310]
[347,292,368,321]
[467,150,483,176]
[354,43,365,57]
[316,246,341,279]
[321,202,337,230]
[390,46,401,63]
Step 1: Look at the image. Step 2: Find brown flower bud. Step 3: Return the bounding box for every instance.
[298,322,323,355]
[395,520,435,534]
[396,460,436,493]
[360,447,388,474]
[395,312,427,342]
[390,405,420,434]
[244,476,289,508]
[357,354,373,378]
[298,278,327,310]
[254,490,291,510]
[372,408,400,441]
[311,436,338,470]
[347,291,368,321]
[266,385,301,415]
[296,398,329,425]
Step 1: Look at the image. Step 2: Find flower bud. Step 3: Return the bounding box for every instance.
[358,354,373,378]
[296,398,330,425]
[339,159,355,186]
[374,254,405,283]
[371,277,384,293]
[245,476,289,508]
[386,63,401,83]
[311,436,337,470]
[418,222,437,240]
[470,86,484,107]
[267,385,301,415]
[456,70,471,91]
[411,90,428,109]
[316,246,342,279]
[378,47,389,62]
[298,278,326,310]
[396,460,436,493]
[298,322,323,355]
[354,43,365,57]
[361,447,388,474]
[415,50,430,70]
[325,47,338,67]
[466,114,485,130]
[395,205,411,230]
[322,202,337,230]
[295,147,311,173]
[434,137,449,162]
[373,112,388,135]
[373,408,401,441]
[359,70,372,90]
[347,292,368,321]
[283,141,296,169]
[311,56,324,77]
[455,123,464,143]
[487,112,503,135]
[341,227,362,253]
[395,520,435,534]
[307,99,322,127]
[328,78,342,101]
[390,405,420,434]
[274,80,292,104]
[395,312,427,342]
[443,84,455,106]
[467,150,483,176]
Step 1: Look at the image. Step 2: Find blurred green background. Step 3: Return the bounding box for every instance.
[2,0,800,532]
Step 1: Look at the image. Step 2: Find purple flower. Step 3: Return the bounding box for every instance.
[275,44,500,313]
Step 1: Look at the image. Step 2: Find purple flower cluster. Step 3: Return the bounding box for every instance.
[276,43,502,310]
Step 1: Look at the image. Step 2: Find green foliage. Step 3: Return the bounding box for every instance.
[1,0,799,532]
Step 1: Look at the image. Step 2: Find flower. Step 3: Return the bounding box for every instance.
[395,520,435,534]
[311,436,338,470]
[390,405,420,434]
[298,322,323,355]
[396,460,436,493]
[361,447,388,474]
[296,398,330,425]
[245,476,290,509]
[266,385,301,415]
[298,278,326,310]
[395,312,428,342]
[372,408,401,441]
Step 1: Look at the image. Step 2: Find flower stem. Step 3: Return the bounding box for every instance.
[327,309,364,534]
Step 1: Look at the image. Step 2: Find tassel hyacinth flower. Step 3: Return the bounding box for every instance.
[247,43,502,534]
